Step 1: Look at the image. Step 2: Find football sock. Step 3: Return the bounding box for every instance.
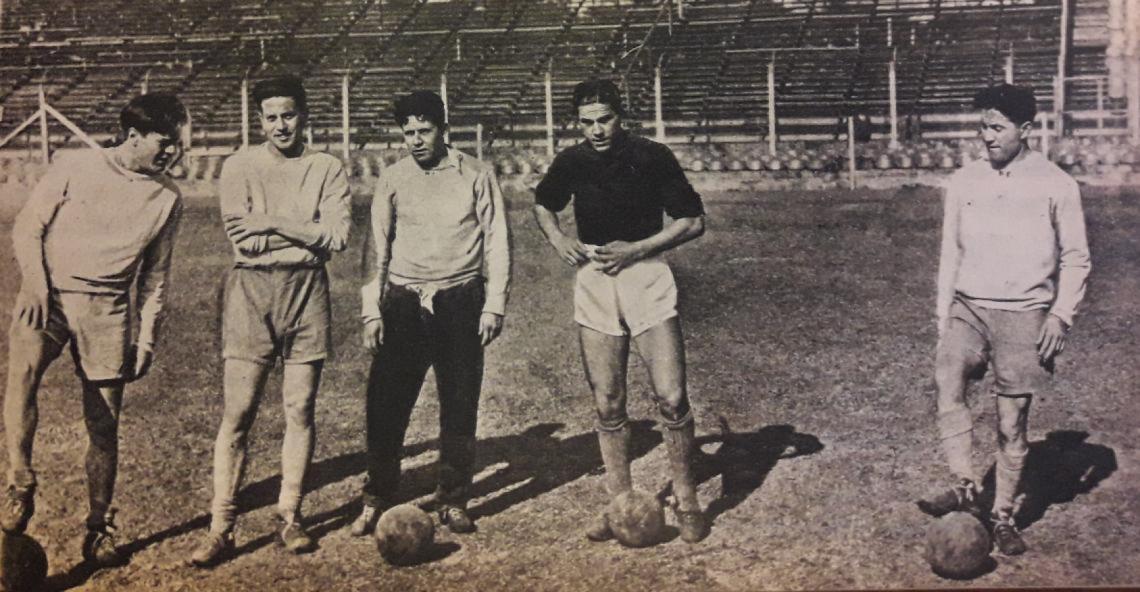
[938,407,978,484]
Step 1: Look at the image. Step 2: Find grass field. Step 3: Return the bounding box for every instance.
[0,180,1136,591]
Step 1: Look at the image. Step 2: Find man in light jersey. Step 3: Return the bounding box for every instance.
[3,93,187,567]
[351,90,511,537]
[533,79,710,543]
[918,83,1090,556]
[191,76,351,566]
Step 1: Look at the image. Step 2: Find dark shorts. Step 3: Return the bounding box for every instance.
[222,266,331,365]
[937,297,1052,395]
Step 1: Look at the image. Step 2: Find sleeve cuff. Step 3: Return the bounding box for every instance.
[361,281,382,323]
[1048,310,1074,329]
[482,293,507,317]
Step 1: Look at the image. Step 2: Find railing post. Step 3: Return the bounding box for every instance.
[38,84,49,163]
[545,68,555,156]
[847,116,857,189]
[440,72,449,144]
[241,76,250,149]
[342,73,351,161]
[1005,45,1014,83]
[1056,0,1071,136]
[767,58,777,153]
[476,122,484,161]
[889,53,899,149]
[655,64,665,142]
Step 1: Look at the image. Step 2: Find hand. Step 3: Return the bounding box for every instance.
[14,285,49,330]
[363,318,384,354]
[130,345,154,381]
[223,213,276,244]
[593,241,646,275]
[550,234,590,267]
[1036,315,1068,363]
[478,312,503,346]
[236,237,264,257]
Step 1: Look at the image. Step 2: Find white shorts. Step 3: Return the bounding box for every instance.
[574,255,678,337]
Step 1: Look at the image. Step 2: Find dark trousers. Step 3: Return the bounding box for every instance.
[363,280,485,508]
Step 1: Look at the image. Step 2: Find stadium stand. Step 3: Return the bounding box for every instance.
[0,0,1134,176]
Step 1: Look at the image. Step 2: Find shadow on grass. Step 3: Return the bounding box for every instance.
[1016,430,1117,529]
[972,429,1117,530]
[45,421,658,589]
[662,419,824,524]
[466,420,662,520]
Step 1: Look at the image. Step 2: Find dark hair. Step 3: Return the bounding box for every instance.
[393,90,446,128]
[973,83,1037,126]
[119,93,187,139]
[572,79,623,114]
[252,75,308,113]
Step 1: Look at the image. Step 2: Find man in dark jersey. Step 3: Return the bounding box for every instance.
[533,79,709,543]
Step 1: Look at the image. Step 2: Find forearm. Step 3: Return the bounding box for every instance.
[631,215,704,258]
[12,235,49,290]
[11,205,53,291]
[533,206,569,244]
[265,216,328,248]
[360,259,390,323]
[1049,191,1091,327]
[935,189,960,330]
[136,279,167,350]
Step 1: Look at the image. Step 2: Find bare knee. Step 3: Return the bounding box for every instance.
[220,402,258,436]
[656,391,692,429]
[594,388,627,430]
[282,397,315,428]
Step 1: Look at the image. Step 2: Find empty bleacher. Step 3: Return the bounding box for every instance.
[0,0,1122,150]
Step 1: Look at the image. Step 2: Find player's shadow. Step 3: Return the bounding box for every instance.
[1012,430,1116,529]
[43,421,660,589]
[663,420,824,523]
[43,446,391,590]
[459,420,662,520]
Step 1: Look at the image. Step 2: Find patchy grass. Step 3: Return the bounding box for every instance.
[0,183,1136,591]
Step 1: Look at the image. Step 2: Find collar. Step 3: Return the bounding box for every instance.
[102,147,158,183]
[264,141,309,162]
[991,145,1035,178]
[415,146,463,174]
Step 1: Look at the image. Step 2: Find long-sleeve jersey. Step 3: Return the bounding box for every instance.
[936,149,1091,329]
[360,148,511,321]
[12,148,182,350]
[219,143,352,267]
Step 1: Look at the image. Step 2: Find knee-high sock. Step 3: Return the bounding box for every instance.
[938,407,977,484]
[597,423,632,497]
[993,446,1027,515]
[663,419,700,513]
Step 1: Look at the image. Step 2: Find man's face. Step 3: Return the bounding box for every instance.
[979,108,1030,169]
[125,128,181,176]
[577,102,620,153]
[401,116,446,166]
[259,96,305,154]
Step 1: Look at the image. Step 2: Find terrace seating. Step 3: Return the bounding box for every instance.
[0,0,1119,151]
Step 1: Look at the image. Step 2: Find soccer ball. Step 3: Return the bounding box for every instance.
[924,512,992,580]
[374,504,434,566]
[606,491,665,548]
[0,532,47,591]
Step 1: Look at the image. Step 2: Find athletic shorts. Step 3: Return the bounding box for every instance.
[222,266,331,365]
[8,291,131,383]
[574,255,678,337]
[937,297,1052,395]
